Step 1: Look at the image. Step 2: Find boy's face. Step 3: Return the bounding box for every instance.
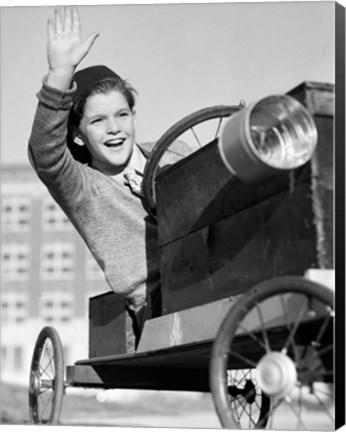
[76,90,136,174]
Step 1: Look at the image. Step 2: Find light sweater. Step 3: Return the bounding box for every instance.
[28,77,160,311]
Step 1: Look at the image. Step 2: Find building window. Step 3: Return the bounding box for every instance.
[42,198,72,231]
[1,347,7,369]
[63,345,69,364]
[1,293,28,323]
[41,243,75,280]
[85,249,104,280]
[1,197,31,232]
[1,244,30,281]
[40,292,74,322]
[14,346,23,371]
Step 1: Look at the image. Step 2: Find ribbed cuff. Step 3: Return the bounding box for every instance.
[36,75,77,110]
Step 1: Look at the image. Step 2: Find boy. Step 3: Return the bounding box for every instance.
[28,7,160,343]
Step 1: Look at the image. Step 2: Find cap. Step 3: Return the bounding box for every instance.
[73,65,122,104]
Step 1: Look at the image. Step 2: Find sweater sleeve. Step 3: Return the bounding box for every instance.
[28,76,85,204]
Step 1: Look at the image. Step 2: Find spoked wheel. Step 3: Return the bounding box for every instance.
[28,326,65,424]
[142,104,242,215]
[210,276,334,430]
[227,368,271,429]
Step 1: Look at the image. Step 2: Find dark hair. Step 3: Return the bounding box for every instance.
[67,77,138,164]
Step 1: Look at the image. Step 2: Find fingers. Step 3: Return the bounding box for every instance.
[71,7,81,34]
[47,18,54,39]
[64,6,72,32]
[54,8,63,34]
[46,5,99,68]
[49,6,78,35]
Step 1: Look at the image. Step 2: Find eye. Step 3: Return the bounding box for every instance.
[91,118,103,124]
[119,111,130,118]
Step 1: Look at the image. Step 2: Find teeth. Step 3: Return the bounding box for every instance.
[105,139,124,147]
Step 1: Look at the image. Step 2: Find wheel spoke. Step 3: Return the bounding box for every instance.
[314,308,333,345]
[284,396,308,430]
[281,295,302,362]
[39,391,54,419]
[42,343,55,377]
[248,403,253,428]
[40,358,54,376]
[280,294,290,329]
[190,126,202,147]
[243,405,255,428]
[254,397,262,411]
[310,384,333,397]
[237,322,267,352]
[297,387,303,428]
[310,361,334,378]
[237,397,248,418]
[311,388,334,421]
[317,343,333,358]
[254,303,271,352]
[164,147,186,159]
[311,391,334,421]
[39,387,53,397]
[213,117,223,140]
[239,369,251,382]
[235,397,255,428]
[266,397,283,429]
[227,348,257,368]
[282,296,307,355]
[40,357,54,380]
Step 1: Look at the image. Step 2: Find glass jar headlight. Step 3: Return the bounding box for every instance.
[219,95,318,183]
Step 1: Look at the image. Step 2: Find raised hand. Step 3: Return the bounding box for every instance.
[46,7,99,90]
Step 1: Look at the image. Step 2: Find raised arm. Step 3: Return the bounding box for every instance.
[46,6,99,90]
[28,7,99,203]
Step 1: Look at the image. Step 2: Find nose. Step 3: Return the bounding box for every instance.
[106,117,120,134]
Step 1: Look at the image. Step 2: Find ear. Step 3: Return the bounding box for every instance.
[72,128,85,147]
[132,110,137,127]
[74,136,85,147]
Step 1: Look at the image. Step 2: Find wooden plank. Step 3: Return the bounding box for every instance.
[89,292,135,357]
[160,181,328,314]
[137,290,328,352]
[137,297,237,352]
[156,140,309,247]
[309,116,334,268]
[66,364,210,391]
[75,340,214,371]
[287,81,334,117]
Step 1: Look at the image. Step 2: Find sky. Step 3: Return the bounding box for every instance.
[0,1,336,166]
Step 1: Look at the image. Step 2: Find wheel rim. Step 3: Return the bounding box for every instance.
[28,327,64,424]
[210,276,334,430]
[142,105,242,214]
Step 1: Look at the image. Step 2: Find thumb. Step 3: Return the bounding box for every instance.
[80,32,100,58]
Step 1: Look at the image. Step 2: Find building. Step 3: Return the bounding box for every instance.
[1,163,110,384]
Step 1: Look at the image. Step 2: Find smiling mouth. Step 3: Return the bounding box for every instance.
[104,138,125,148]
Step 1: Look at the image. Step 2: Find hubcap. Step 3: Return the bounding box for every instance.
[256,351,297,398]
[29,370,41,396]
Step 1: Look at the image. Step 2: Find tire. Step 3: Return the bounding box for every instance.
[28,326,65,424]
[210,276,334,429]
